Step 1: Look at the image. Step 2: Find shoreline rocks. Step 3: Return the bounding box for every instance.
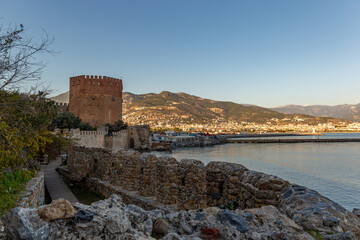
[54,146,360,239]
[1,194,312,240]
[2,194,360,239]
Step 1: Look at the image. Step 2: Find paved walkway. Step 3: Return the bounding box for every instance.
[42,157,78,203]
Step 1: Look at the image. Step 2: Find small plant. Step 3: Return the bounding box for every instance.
[309,230,325,240]
[0,170,35,216]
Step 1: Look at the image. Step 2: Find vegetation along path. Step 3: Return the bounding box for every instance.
[42,157,78,203]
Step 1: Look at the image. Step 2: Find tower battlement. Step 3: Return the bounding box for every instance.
[70,75,122,82]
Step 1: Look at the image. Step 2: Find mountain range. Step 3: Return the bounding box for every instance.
[272,104,360,122]
[51,91,347,124]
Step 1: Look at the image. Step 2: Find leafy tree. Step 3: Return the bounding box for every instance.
[0,23,62,173]
[51,112,95,130]
[79,122,95,131]
[105,120,128,134]
[0,23,76,216]
[0,90,59,172]
[51,112,81,130]
[42,134,74,161]
[0,24,53,90]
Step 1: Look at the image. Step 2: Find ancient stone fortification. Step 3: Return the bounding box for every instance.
[69,75,123,127]
[18,171,45,208]
[59,146,360,239]
[69,125,152,150]
[54,102,69,113]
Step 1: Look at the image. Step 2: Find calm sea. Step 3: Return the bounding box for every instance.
[155,133,360,211]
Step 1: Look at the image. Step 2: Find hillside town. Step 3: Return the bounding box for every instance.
[124,112,360,134]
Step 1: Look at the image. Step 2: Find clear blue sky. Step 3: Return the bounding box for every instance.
[1,0,360,107]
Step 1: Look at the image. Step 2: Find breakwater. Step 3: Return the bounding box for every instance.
[57,146,360,239]
[227,138,360,143]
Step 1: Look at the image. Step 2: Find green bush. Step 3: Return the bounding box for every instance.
[0,170,35,216]
[105,120,128,134]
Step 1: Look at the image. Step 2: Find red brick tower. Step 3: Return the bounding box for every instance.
[69,75,123,127]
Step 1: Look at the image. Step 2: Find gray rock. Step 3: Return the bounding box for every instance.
[323,215,340,227]
[125,205,153,235]
[104,210,131,235]
[165,211,180,222]
[249,232,262,240]
[204,207,221,223]
[147,209,165,221]
[220,209,249,233]
[74,215,105,239]
[270,231,288,240]
[195,213,204,221]
[279,184,360,238]
[1,207,50,240]
[74,209,96,223]
[160,232,181,240]
[323,231,356,240]
[179,215,193,235]
[352,208,360,218]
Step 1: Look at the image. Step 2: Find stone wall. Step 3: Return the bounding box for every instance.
[127,125,152,150]
[71,129,107,148]
[64,146,289,211]
[69,126,151,151]
[60,146,360,238]
[18,171,45,208]
[112,130,129,149]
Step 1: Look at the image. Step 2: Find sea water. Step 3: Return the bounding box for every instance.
[155,133,360,211]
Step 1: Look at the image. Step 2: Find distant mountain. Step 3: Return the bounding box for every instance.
[51,91,344,124]
[272,104,360,122]
[121,91,343,125]
[122,91,289,123]
[51,91,69,104]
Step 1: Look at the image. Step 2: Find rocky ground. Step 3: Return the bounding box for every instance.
[3,194,359,240]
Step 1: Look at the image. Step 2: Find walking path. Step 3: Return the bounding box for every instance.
[42,157,78,203]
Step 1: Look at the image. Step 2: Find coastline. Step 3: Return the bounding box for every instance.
[154,140,360,211]
[2,145,360,239]
[59,146,360,239]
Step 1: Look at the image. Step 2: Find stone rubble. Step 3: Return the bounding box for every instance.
[279,184,360,239]
[1,207,50,240]
[2,194,345,240]
[36,198,77,222]
[53,146,360,239]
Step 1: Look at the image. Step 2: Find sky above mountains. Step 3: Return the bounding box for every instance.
[1,0,360,107]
